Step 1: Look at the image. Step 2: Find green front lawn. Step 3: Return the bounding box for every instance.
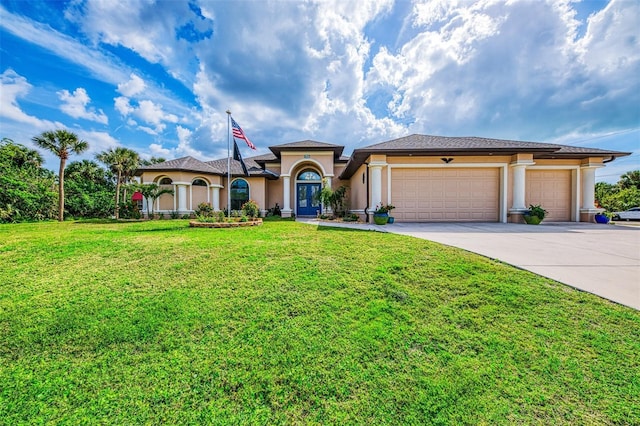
[1,220,638,424]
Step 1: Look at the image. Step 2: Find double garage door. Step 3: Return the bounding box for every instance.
[392,168,500,222]
[391,168,572,222]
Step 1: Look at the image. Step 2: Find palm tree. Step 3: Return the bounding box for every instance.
[32,130,88,221]
[619,170,640,190]
[1,138,44,167]
[137,183,174,218]
[96,147,140,219]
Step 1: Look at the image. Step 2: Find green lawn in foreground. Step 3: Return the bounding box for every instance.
[0,219,638,424]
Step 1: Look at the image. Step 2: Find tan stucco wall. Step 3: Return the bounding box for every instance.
[219,177,268,212]
[280,152,335,177]
[348,164,368,216]
[266,179,283,211]
[140,171,222,186]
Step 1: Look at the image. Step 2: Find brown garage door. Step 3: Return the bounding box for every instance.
[391,168,500,222]
[526,170,571,221]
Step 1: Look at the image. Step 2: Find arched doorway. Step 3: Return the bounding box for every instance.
[296,169,322,216]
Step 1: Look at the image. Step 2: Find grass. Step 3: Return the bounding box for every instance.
[0,219,638,425]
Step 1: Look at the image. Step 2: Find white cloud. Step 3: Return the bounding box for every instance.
[76,129,120,155]
[0,5,196,130]
[117,73,146,97]
[148,143,172,158]
[58,87,108,124]
[0,69,61,130]
[114,96,179,135]
[363,0,639,140]
[114,96,134,116]
[137,100,178,127]
[64,0,212,85]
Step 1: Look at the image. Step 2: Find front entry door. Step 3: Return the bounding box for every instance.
[297,183,321,216]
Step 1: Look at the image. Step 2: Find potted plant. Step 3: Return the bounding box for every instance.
[594,212,610,224]
[373,204,395,225]
[523,204,547,225]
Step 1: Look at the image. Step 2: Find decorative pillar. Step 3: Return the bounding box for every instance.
[368,163,385,221]
[370,165,382,207]
[282,175,292,217]
[176,184,188,212]
[508,160,534,223]
[579,166,603,222]
[211,185,221,211]
[511,164,527,210]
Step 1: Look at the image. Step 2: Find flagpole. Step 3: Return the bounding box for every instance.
[226,110,231,219]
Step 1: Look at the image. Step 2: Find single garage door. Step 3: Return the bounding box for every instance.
[391,168,500,222]
[526,170,571,221]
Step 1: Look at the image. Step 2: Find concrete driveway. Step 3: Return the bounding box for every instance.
[389,222,640,310]
[299,219,640,310]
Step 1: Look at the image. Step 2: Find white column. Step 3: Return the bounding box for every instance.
[177,184,187,212]
[510,164,528,211]
[211,186,221,211]
[369,164,383,209]
[282,175,292,217]
[581,166,596,210]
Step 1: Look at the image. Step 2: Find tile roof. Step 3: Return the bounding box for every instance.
[136,156,220,174]
[339,134,631,179]
[363,134,559,151]
[269,140,343,149]
[269,139,344,159]
[205,158,279,179]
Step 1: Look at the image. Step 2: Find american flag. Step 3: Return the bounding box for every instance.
[231,116,256,150]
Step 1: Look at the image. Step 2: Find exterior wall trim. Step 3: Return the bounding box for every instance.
[286,158,328,176]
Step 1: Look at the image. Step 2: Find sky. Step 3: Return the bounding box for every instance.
[1,0,639,183]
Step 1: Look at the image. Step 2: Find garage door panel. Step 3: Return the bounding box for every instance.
[526,170,571,222]
[392,168,499,222]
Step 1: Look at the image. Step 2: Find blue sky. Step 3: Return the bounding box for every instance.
[1,0,638,183]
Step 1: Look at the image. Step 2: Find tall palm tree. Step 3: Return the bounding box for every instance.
[32,130,88,221]
[96,147,140,219]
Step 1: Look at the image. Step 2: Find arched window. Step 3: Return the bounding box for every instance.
[297,169,321,181]
[159,177,173,185]
[230,179,249,210]
[192,178,207,186]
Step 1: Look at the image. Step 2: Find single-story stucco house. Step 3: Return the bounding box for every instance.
[135,134,629,223]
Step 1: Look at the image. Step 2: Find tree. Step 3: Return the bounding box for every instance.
[65,160,115,218]
[32,130,88,221]
[595,173,640,213]
[1,138,57,222]
[318,179,348,217]
[137,183,174,218]
[140,156,166,166]
[96,147,140,219]
[618,170,640,190]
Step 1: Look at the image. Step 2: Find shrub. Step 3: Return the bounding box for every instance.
[242,200,260,218]
[526,204,548,219]
[194,202,214,217]
[118,201,142,219]
[170,210,180,219]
